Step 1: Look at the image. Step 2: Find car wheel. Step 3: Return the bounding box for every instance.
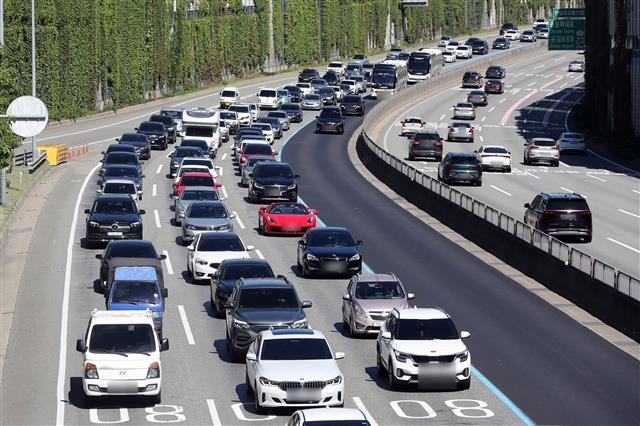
[584,236,592,243]
[151,391,161,405]
[376,347,386,376]
[458,377,471,390]
[388,358,401,390]
[553,160,560,167]
[474,179,482,186]
[408,154,415,161]
[505,166,511,173]
[257,217,263,233]
[301,263,311,278]
[436,156,443,162]
[187,262,194,279]
[523,157,529,165]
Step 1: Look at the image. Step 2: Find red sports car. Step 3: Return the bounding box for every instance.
[174,172,220,197]
[257,202,318,235]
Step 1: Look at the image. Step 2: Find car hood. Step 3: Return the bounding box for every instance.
[108,302,161,312]
[138,130,163,137]
[195,250,250,262]
[184,217,231,227]
[266,214,312,226]
[236,309,305,324]
[391,339,466,356]
[255,177,295,186]
[86,353,159,364]
[259,360,341,381]
[90,212,141,222]
[356,298,409,312]
[307,246,358,257]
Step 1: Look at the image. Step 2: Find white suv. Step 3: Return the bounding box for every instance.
[76,309,169,404]
[257,88,281,110]
[376,307,471,390]
[246,329,345,413]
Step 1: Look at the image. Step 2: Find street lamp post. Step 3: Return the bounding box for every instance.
[30,0,36,156]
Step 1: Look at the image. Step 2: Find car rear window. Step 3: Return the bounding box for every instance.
[451,156,479,164]
[532,139,556,147]
[483,147,508,153]
[182,189,218,201]
[546,199,589,211]
[181,175,214,186]
[414,132,440,140]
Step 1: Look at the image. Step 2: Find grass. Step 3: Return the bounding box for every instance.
[0,164,48,234]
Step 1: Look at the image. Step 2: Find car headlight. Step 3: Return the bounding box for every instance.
[393,349,411,362]
[185,224,197,230]
[353,302,366,317]
[292,319,308,329]
[456,350,469,362]
[348,253,361,262]
[253,182,263,189]
[259,377,279,386]
[233,319,250,329]
[215,224,231,230]
[146,362,160,379]
[195,258,209,266]
[88,221,100,227]
[266,216,276,224]
[130,221,142,228]
[84,363,99,379]
[151,311,162,319]
[287,184,297,190]
[306,253,318,261]
[325,375,342,385]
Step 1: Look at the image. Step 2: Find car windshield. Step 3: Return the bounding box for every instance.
[343,96,361,103]
[308,231,355,247]
[188,204,227,218]
[111,281,160,304]
[107,242,156,258]
[182,159,212,168]
[320,110,342,119]
[451,156,478,164]
[246,157,275,167]
[457,103,474,108]
[104,153,137,165]
[269,203,307,214]
[532,139,556,147]
[181,140,208,149]
[255,165,293,178]
[238,287,298,309]
[414,133,440,141]
[161,109,182,119]
[220,111,236,119]
[138,122,164,132]
[197,236,244,251]
[179,167,207,176]
[268,112,287,118]
[185,127,215,138]
[229,105,250,113]
[546,199,589,211]
[120,133,147,143]
[103,182,136,194]
[404,118,422,124]
[280,104,299,112]
[89,324,155,353]
[175,148,201,158]
[260,338,332,360]
[222,264,274,280]
[103,166,138,179]
[260,90,277,97]
[305,94,321,101]
[244,144,273,155]
[396,319,459,340]
[469,91,485,96]
[181,189,218,201]
[356,281,405,299]
[181,175,214,186]
[452,123,471,129]
[93,199,136,214]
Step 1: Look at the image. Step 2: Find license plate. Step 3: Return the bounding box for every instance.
[107,231,123,236]
[323,262,346,272]
[561,214,576,220]
[282,225,301,232]
[417,363,456,390]
[107,381,137,393]
[286,389,320,402]
[373,321,383,327]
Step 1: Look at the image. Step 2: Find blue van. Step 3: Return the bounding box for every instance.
[107,266,168,338]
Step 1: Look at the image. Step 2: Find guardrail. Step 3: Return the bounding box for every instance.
[12,150,48,174]
[361,42,640,303]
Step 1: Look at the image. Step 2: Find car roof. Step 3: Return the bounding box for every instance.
[189,200,224,207]
[221,258,271,267]
[481,145,508,150]
[394,307,449,320]
[239,277,292,288]
[449,151,477,157]
[298,408,367,422]
[308,226,350,234]
[107,239,154,248]
[355,272,399,283]
[263,329,322,339]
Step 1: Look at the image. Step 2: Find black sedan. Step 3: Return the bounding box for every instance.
[485,65,506,79]
[492,37,511,49]
[116,133,151,160]
[280,103,304,123]
[99,164,145,190]
[283,85,303,102]
[297,227,363,278]
[298,68,320,83]
[322,71,341,86]
[149,114,178,144]
[340,94,365,116]
[169,146,204,176]
[317,87,337,105]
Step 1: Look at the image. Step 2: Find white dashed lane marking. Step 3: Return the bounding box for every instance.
[156,164,162,174]
[255,249,265,259]
[586,174,607,182]
[221,152,227,161]
[154,209,161,228]
[162,250,174,275]
[607,238,640,254]
[233,211,245,229]
[490,185,512,196]
[177,305,196,345]
[619,209,640,219]
[152,184,157,197]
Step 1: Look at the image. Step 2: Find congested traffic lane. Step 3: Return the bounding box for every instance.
[382,50,640,278]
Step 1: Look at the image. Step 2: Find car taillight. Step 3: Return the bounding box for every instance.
[435,140,443,147]
[412,140,421,145]
[530,145,538,149]
[552,145,560,150]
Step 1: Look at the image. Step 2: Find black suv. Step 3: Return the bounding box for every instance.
[84,195,145,248]
[224,277,312,361]
[136,121,168,150]
[524,193,592,242]
[95,239,165,291]
[169,146,204,176]
[471,40,489,55]
[210,258,276,317]
[116,133,151,160]
[500,23,518,35]
[408,130,443,161]
[437,152,482,186]
[340,94,366,116]
[248,162,299,203]
[149,114,178,144]
[298,68,320,83]
[315,106,344,134]
[462,71,483,88]
[280,103,303,123]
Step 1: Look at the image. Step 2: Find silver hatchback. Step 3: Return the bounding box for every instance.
[182,200,235,243]
[523,137,560,166]
[447,122,475,142]
[452,102,476,120]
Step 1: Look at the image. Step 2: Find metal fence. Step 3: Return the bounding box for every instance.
[361,42,640,302]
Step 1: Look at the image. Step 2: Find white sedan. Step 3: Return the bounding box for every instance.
[445,41,460,52]
[401,117,425,136]
[474,145,512,172]
[246,329,345,413]
[186,232,253,281]
[557,132,586,153]
[504,29,521,40]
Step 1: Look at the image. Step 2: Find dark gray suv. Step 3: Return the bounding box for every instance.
[315,106,344,134]
[224,277,312,361]
[408,130,443,161]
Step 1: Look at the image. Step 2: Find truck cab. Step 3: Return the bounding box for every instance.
[106,266,168,338]
[76,309,169,404]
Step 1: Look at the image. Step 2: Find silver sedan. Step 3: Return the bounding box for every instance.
[182,200,235,244]
[173,186,220,224]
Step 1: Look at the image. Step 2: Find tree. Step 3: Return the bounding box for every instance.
[0,48,21,169]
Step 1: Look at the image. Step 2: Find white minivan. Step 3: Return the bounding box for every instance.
[76,309,169,404]
[219,86,240,109]
[257,88,281,110]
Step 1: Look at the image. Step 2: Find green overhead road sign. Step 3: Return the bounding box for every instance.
[553,8,585,19]
[549,18,585,50]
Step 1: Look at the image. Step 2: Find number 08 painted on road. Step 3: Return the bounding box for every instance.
[390,399,495,419]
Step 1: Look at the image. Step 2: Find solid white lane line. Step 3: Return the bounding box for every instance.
[439,114,446,120]
[560,82,568,88]
[619,209,640,219]
[152,184,157,197]
[56,161,101,425]
[512,72,523,78]
[499,98,506,103]
[632,189,640,195]
[162,250,174,275]
[586,174,607,182]
[490,185,512,196]
[165,151,172,158]
[524,171,541,179]
[255,249,265,259]
[218,166,224,177]
[488,107,495,112]
[178,305,196,345]
[221,152,227,161]
[607,238,640,254]
[554,56,567,62]
[353,397,379,426]
[233,211,245,229]
[154,209,161,228]
[220,185,228,199]
[559,161,569,167]
[207,399,222,426]
[156,164,162,174]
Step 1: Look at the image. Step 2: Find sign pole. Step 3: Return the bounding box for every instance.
[31,0,36,158]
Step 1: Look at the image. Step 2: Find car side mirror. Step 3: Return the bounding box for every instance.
[115,138,120,142]
[100,151,105,154]
[161,288,169,298]
[356,240,363,245]
[272,151,278,155]
[96,190,102,194]
[187,244,195,251]
[301,300,312,308]
[84,209,91,214]
[246,245,255,251]
[473,150,477,154]
[295,174,300,178]
[342,294,351,301]
[160,338,170,351]
[159,254,167,260]
[141,174,146,178]
[297,239,305,246]
[134,127,138,131]
[224,300,235,309]
[460,331,470,339]
[168,152,174,157]
[76,339,87,353]
[246,352,257,361]
[229,213,237,219]
[407,293,415,300]
[172,195,179,200]
[380,331,391,339]
[334,352,345,360]
[139,209,146,214]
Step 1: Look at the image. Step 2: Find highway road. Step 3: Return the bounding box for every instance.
[381,49,640,278]
[1,38,639,426]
